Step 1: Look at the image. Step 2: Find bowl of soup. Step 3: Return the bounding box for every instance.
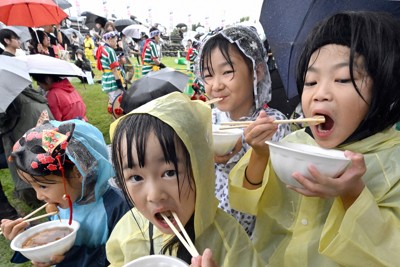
[122,255,189,267]
[212,128,243,156]
[10,219,80,263]
[266,141,351,188]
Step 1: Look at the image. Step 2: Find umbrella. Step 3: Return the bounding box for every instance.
[260,0,400,99]
[81,11,107,30]
[114,18,138,32]
[176,23,187,29]
[0,0,68,28]
[122,24,149,40]
[0,55,32,113]
[16,54,85,77]
[52,0,71,10]
[61,28,84,45]
[0,23,31,42]
[121,68,189,113]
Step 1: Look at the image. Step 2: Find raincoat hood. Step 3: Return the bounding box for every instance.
[12,119,113,204]
[195,26,271,109]
[51,79,75,93]
[110,92,218,236]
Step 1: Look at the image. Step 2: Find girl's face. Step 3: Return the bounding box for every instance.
[121,132,195,235]
[41,34,50,47]
[19,170,82,209]
[203,45,254,120]
[301,44,372,148]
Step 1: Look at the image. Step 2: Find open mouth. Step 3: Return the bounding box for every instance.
[155,211,176,224]
[316,114,334,132]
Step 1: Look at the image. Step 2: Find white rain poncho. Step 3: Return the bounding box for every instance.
[107,92,265,266]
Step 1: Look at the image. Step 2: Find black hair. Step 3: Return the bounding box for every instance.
[199,34,252,84]
[17,156,76,185]
[111,113,195,263]
[36,30,49,45]
[31,74,63,84]
[0,29,19,47]
[296,11,400,143]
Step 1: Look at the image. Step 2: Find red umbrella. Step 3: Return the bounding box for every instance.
[0,0,68,27]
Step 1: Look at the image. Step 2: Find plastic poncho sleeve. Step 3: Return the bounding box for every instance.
[229,148,270,215]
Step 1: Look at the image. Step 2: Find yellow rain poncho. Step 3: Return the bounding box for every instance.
[106,92,265,267]
[230,128,400,267]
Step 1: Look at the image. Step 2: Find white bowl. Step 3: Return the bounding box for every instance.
[10,219,80,263]
[266,141,351,188]
[212,129,242,156]
[122,255,189,267]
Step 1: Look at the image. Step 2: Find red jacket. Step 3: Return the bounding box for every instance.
[47,79,88,122]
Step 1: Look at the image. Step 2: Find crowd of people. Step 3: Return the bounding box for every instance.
[1,9,400,267]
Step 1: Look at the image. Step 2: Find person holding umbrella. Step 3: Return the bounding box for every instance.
[0,29,54,211]
[229,11,400,266]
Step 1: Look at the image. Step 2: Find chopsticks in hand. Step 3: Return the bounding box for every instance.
[218,115,325,130]
[0,203,58,235]
[160,212,200,257]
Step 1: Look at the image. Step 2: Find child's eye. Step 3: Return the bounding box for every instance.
[335,78,352,83]
[304,81,317,86]
[127,175,143,183]
[163,170,177,178]
[223,69,234,76]
[39,185,47,189]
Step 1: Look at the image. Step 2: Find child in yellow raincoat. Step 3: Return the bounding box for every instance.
[106,92,264,266]
[229,11,400,266]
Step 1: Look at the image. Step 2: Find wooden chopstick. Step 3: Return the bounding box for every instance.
[160,213,199,257]
[219,116,325,129]
[0,211,58,235]
[205,98,223,105]
[23,202,49,220]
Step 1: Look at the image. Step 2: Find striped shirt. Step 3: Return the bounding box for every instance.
[142,40,159,76]
[100,45,119,93]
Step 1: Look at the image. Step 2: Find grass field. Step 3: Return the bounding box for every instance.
[0,56,186,266]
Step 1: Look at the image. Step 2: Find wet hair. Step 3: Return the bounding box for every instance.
[296,11,400,143]
[31,74,63,84]
[0,28,19,46]
[111,113,195,263]
[199,34,252,84]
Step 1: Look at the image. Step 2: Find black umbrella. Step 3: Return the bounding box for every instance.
[114,18,138,32]
[260,0,400,99]
[121,68,189,113]
[175,23,187,29]
[81,11,107,30]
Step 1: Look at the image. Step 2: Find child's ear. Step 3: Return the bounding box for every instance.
[72,166,83,183]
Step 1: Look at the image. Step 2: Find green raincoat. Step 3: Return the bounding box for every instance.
[230,128,400,266]
[106,92,265,267]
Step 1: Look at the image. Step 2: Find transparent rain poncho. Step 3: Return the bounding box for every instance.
[195,25,271,111]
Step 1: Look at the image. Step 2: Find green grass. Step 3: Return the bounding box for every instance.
[0,56,186,266]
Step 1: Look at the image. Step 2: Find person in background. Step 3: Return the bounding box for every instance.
[121,33,135,85]
[0,28,54,210]
[96,31,125,115]
[106,92,264,266]
[229,11,400,266]
[36,30,56,57]
[2,117,130,266]
[83,33,95,67]
[74,49,94,84]
[31,74,88,122]
[141,27,165,76]
[196,25,290,236]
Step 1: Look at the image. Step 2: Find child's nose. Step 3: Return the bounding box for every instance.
[313,81,333,102]
[35,190,45,201]
[146,182,167,203]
